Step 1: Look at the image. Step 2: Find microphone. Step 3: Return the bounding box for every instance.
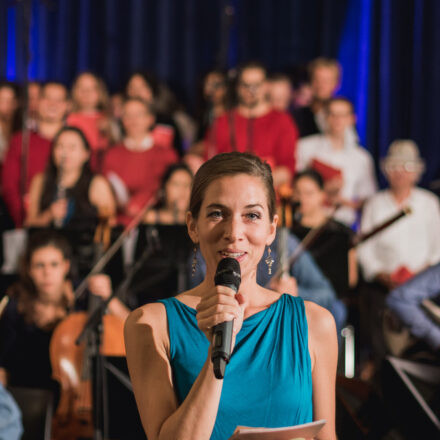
[211,257,241,379]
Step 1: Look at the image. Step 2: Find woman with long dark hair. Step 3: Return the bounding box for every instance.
[144,162,193,225]
[25,126,115,228]
[0,230,128,389]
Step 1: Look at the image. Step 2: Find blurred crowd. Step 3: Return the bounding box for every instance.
[0,57,439,433]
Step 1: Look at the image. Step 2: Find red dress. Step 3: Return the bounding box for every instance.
[102,142,177,225]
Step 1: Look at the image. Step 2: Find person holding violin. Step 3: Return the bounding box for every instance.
[291,169,358,298]
[24,126,116,228]
[0,230,129,390]
[144,163,193,225]
[125,152,337,440]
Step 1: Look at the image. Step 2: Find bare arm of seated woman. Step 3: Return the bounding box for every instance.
[124,285,243,440]
[25,173,67,227]
[87,274,130,321]
[89,175,116,219]
[305,301,338,440]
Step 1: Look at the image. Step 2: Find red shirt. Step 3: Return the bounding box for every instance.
[67,112,110,172]
[2,131,52,227]
[206,109,299,172]
[102,142,177,224]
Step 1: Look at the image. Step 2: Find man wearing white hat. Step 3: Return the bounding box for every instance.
[358,139,440,285]
[357,140,440,374]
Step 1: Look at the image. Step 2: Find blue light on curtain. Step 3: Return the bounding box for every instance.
[337,0,372,148]
[6,6,16,80]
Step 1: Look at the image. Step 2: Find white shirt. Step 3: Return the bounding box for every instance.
[296,132,377,226]
[357,188,440,281]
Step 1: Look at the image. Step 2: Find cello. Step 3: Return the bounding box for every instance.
[49,214,125,440]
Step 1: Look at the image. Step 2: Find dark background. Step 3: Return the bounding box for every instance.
[1,0,439,188]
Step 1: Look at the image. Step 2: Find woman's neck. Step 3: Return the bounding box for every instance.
[59,168,82,187]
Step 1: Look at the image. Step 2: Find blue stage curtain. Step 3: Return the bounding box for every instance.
[338,0,440,187]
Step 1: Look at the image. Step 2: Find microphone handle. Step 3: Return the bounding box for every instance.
[212,320,234,379]
[211,282,237,379]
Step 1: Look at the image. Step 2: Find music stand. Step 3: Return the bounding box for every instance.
[92,356,146,440]
[382,356,440,437]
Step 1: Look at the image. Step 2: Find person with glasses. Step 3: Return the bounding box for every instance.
[203,61,299,188]
[357,140,440,378]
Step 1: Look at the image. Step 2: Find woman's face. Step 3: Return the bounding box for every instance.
[165,169,192,212]
[53,130,90,172]
[73,73,101,111]
[0,86,18,119]
[187,174,277,281]
[204,72,226,105]
[295,176,325,216]
[121,100,154,138]
[126,75,154,103]
[29,246,70,301]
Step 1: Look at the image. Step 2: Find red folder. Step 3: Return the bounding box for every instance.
[390,266,414,286]
[311,158,342,181]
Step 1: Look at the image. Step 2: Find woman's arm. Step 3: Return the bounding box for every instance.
[24,174,60,227]
[125,285,243,440]
[125,304,222,440]
[87,274,130,321]
[305,301,338,440]
[89,175,117,218]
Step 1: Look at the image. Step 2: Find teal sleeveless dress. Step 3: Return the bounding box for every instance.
[158,294,313,440]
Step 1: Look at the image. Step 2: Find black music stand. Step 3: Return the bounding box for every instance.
[131,224,193,307]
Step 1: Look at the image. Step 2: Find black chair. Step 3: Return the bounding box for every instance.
[7,387,54,440]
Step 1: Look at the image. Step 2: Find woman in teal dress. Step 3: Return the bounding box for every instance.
[125,152,337,440]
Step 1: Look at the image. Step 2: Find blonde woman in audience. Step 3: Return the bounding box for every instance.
[102,98,177,225]
[67,72,115,171]
[25,126,115,228]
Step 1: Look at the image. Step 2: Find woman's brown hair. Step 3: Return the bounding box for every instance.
[189,152,276,221]
[9,231,72,324]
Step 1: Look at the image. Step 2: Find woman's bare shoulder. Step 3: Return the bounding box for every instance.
[304,301,336,340]
[125,302,167,330]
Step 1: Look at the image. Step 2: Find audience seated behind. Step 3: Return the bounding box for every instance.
[357,140,440,373]
[2,82,69,227]
[0,230,128,391]
[125,71,193,157]
[102,97,177,225]
[144,162,193,225]
[193,69,228,144]
[387,263,440,359]
[24,126,115,229]
[291,169,357,299]
[267,73,294,114]
[66,72,116,172]
[202,61,299,188]
[296,97,377,227]
[0,81,21,164]
[293,57,341,137]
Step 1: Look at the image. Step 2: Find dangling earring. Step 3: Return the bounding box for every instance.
[265,246,274,275]
[191,245,198,276]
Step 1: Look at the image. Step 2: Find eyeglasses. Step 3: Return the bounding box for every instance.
[384,162,421,173]
[238,81,264,91]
